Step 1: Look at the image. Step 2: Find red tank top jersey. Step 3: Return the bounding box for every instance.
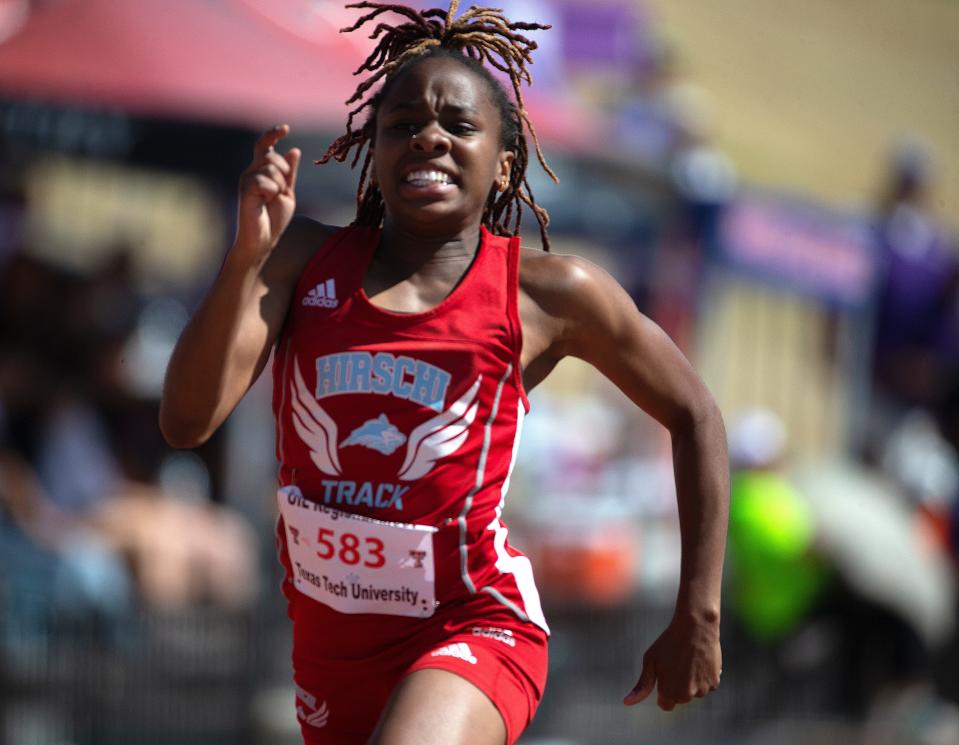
[272,224,549,639]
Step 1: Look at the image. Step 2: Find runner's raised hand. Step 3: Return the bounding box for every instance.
[236,124,301,260]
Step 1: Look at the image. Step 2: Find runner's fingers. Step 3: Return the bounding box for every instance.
[243,155,297,197]
[254,162,287,185]
[245,149,292,177]
[250,150,290,176]
[240,168,284,196]
[285,148,301,193]
[623,656,656,705]
[249,174,283,200]
[265,149,292,175]
[254,124,290,160]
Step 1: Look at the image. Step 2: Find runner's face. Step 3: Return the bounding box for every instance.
[372,57,513,233]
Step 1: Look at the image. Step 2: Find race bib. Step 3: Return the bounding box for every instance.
[277,485,436,617]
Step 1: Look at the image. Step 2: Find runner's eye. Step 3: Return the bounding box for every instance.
[390,122,419,134]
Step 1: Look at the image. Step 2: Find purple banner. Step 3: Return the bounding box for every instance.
[719,194,877,308]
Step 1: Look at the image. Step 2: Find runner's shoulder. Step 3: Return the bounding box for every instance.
[518,246,610,321]
[269,216,343,283]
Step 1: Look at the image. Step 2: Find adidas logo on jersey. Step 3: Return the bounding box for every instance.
[303,279,338,308]
[430,642,478,665]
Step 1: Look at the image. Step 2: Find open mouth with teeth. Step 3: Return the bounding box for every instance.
[402,170,455,189]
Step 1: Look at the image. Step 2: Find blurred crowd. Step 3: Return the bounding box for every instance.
[717,142,959,742]
[0,246,260,650]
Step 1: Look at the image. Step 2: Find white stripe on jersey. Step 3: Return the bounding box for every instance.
[481,400,549,634]
[457,364,513,594]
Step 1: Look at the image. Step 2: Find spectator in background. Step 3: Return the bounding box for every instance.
[0,252,260,619]
[881,409,959,558]
[612,38,686,167]
[0,341,134,643]
[726,410,830,647]
[724,409,835,720]
[657,80,736,351]
[610,40,736,352]
[668,84,736,253]
[727,409,956,726]
[871,138,959,421]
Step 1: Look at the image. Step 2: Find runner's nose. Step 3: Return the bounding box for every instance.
[411,122,451,154]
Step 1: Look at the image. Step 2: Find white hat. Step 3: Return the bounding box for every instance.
[728,408,787,470]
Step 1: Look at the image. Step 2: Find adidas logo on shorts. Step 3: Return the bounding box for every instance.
[430,642,478,665]
[303,278,338,308]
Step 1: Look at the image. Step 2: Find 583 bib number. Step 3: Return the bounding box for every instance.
[277,485,436,617]
[315,529,385,567]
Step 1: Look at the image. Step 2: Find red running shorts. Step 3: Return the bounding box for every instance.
[292,595,549,744]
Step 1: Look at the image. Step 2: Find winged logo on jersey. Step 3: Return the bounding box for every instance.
[291,358,342,476]
[398,375,481,481]
[290,358,481,481]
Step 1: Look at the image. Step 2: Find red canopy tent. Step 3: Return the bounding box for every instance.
[0,0,596,147]
[0,0,375,129]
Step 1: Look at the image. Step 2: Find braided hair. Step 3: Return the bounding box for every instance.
[316,1,557,250]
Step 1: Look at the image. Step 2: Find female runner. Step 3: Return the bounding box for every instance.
[160,3,728,743]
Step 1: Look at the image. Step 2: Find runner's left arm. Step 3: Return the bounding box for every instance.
[546,255,728,710]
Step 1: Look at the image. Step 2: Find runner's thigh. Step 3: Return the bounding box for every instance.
[368,668,506,745]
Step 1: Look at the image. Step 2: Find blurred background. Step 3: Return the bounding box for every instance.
[1,1,957,744]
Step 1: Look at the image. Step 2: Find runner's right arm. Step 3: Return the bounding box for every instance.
[160,125,330,448]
